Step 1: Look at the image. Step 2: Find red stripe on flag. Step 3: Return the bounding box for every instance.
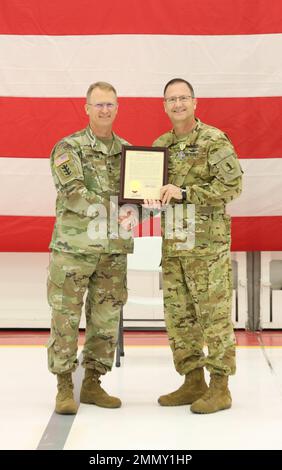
[0,216,55,252]
[1,97,282,159]
[0,0,281,35]
[1,216,282,252]
[231,217,282,252]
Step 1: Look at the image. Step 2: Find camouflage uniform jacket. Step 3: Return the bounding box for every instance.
[153,118,243,257]
[49,126,133,255]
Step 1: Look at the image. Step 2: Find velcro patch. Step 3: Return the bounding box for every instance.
[54,153,70,167]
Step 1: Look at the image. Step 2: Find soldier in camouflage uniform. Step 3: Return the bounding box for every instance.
[153,78,243,413]
[47,82,136,414]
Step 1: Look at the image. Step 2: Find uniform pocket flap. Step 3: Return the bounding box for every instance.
[209,147,233,166]
[48,263,67,287]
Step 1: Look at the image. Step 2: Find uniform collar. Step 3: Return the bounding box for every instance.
[170,118,202,147]
[85,125,122,156]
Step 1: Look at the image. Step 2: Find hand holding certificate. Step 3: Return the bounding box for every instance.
[119,146,168,204]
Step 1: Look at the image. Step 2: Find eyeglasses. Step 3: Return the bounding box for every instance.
[87,103,116,109]
[165,95,193,105]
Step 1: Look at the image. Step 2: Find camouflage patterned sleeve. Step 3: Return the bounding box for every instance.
[186,137,243,205]
[51,143,110,217]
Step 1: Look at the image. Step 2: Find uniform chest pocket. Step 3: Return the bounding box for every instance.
[82,157,109,192]
[168,154,194,185]
[106,157,121,190]
[188,155,209,179]
[168,155,181,176]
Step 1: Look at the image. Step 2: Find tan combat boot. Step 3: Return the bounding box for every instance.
[158,368,208,406]
[55,373,78,415]
[190,374,232,414]
[80,369,121,408]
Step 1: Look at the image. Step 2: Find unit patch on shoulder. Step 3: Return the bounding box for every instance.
[60,163,72,176]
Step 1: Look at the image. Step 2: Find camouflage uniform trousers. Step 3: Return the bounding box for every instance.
[162,250,236,377]
[46,250,127,375]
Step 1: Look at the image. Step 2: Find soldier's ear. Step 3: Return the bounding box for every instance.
[85,104,89,115]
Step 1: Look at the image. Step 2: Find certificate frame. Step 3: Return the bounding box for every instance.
[119,145,168,204]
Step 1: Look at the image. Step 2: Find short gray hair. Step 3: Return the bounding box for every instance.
[86,82,117,102]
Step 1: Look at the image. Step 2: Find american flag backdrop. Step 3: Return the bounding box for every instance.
[0,0,282,252]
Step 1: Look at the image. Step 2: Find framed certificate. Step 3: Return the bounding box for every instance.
[119,145,168,204]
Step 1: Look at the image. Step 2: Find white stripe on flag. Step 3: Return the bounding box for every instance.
[0,158,56,216]
[0,34,282,97]
[1,158,282,217]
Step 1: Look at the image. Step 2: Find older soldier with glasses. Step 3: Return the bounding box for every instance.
[150,78,243,414]
[47,82,136,414]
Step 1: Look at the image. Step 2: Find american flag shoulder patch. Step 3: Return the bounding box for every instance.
[54,153,70,167]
